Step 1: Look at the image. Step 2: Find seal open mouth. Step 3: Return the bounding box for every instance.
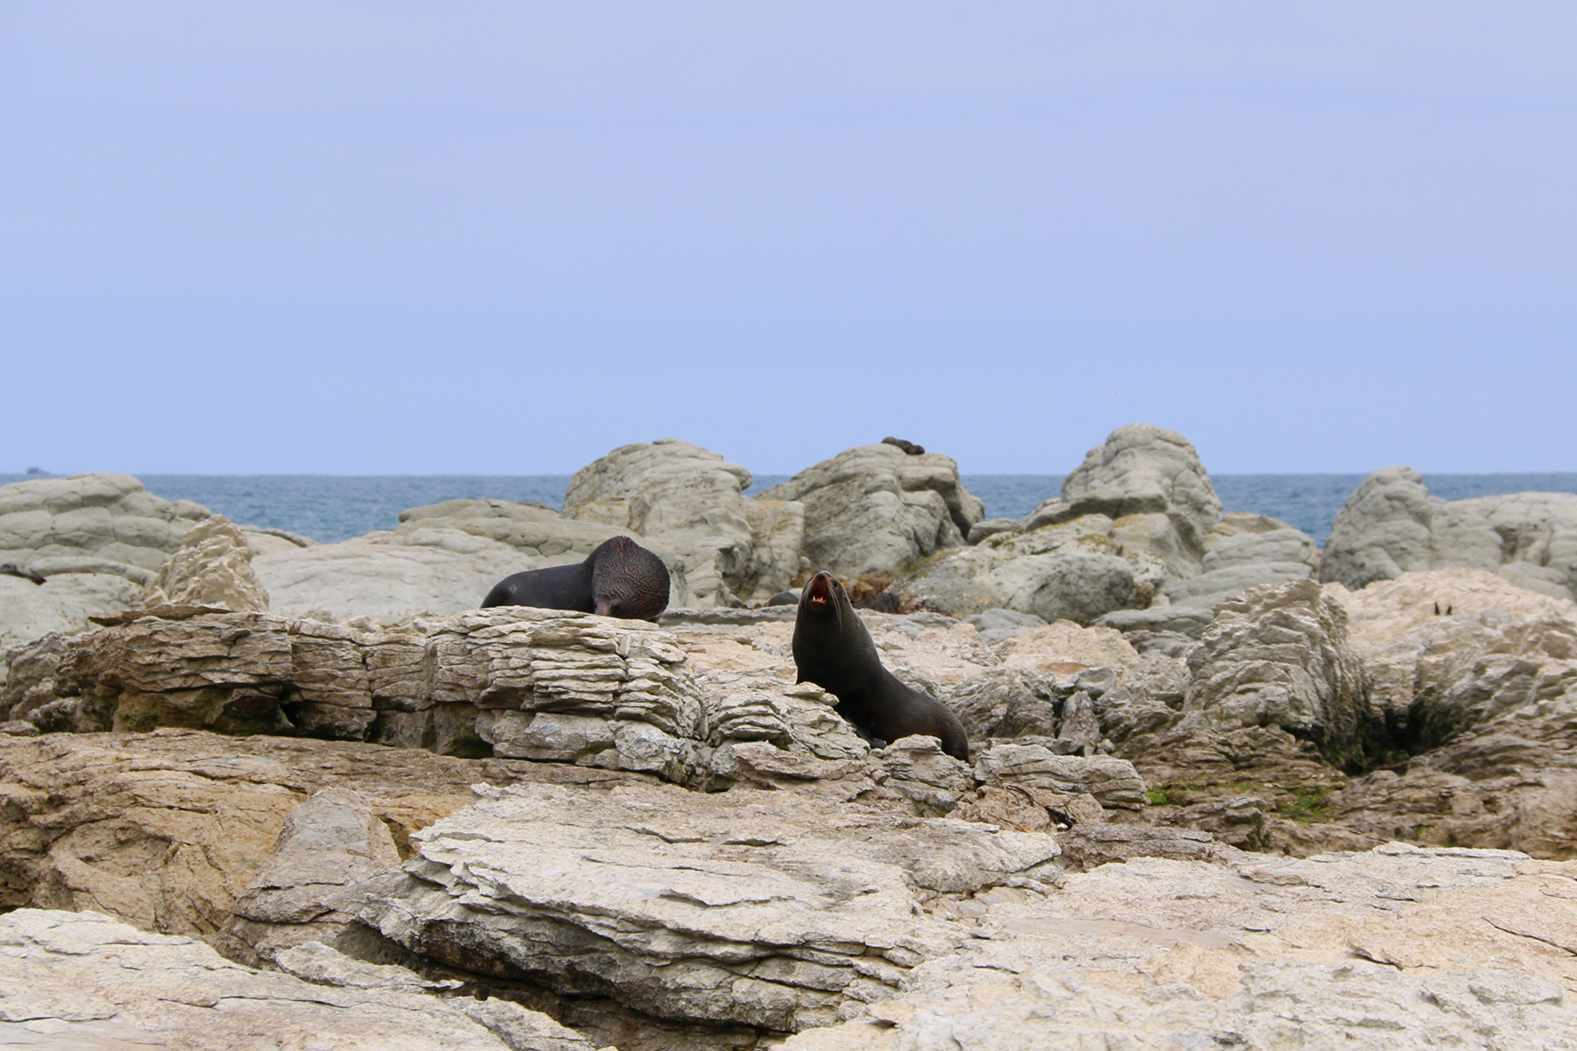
[806,573,833,612]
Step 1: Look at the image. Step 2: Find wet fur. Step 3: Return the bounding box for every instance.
[481,536,670,620]
[792,570,969,761]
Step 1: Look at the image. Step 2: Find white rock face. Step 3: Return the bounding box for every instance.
[902,514,1143,625]
[1322,467,1577,602]
[357,780,1062,1033]
[1334,567,1577,740]
[761,443,983,580]
[397,497,631,562]
[1028,424,1223,561]
[254,528,530,620]
[0,908,593,1050]
[1184,578,1370,749]
[778,844,1577,1051]
[0,473,211,655]
[564,438,803,606]
[0,472,209,574]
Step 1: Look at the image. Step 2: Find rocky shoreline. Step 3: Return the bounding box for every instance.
[2,424,1575,1049]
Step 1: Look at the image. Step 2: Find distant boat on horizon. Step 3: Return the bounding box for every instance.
[24,467,48,477]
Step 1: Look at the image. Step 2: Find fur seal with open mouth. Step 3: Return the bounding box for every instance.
[481,535,670,620]
[792,569,969,761]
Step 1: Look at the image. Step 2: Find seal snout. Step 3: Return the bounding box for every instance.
[805,571,835,612]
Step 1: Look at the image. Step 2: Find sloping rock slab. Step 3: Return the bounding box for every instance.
[780,844,1577,1050]
[358,780,1063,1033]
[0,908,590,1050]
[0,729,642,939]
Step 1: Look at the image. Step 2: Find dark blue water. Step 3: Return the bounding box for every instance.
[3,471,1575,547]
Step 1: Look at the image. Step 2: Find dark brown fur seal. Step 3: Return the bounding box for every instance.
[481,536,670,620]
[881,436,925,455]
[792,570,969,761]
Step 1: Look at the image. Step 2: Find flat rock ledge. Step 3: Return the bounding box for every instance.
[357,780,1064,1034]
[0,908,608,1051]
[781,843,1577,1050]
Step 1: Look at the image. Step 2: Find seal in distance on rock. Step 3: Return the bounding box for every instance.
[792,569,969,761]
[481,536,670,620]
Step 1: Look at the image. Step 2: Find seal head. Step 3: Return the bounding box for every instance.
[793,570,969,761]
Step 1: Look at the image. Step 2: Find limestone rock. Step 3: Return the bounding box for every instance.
[563,438,801,606]
[0,573,139,664]
[1025,424,1223,563]
[1322,468,1577,602]
[901,515,1145,625]
[1335,567,1577,741]
[0,473,212,654]
[141,514,270,612]
[1165,517,1321,610]
[0,908,572,1050]
[760,443,983,580]
[972,740,1148,810]
[991,619,1142,675]
[397,498,632,562]
[778,845,1577,1050]
[0,472,209,575]
[963,607,1044,646]
[1093,605,1214,638]
[0,729,632,940]
[966,518,1021,545]
[1183,579,1372,754]
[253,528,531,621]
[356,780,1061,1033]
[217,786,405,967]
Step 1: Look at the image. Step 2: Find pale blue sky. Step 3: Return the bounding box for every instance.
[3,3,1573,475]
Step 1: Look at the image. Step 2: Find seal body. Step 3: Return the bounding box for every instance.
[481,536,670,620]
[792,570,969,761]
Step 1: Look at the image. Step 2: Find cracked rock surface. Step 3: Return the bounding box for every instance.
[358,780,1063,1033]
[777,844,1577,1051]
[0,908,609,1051]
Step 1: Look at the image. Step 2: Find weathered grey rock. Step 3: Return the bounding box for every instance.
[1183,578,1371,754]
[0,908,581,1050]
[963,608,1044,645]
[563,438,802,606]
[761,443,983,580]
[397,498,630,561]
[1165,519,1321,609]
[253,527,533,621]
[0,472,210,574]
[3,608,708,778]
[217,786,404,967]
[141,515,270,612]
[0,574,139,666]
[1092,605,1214,638]
[972,740,1148,809]
[966,518,1021,544]
[0,473,215,655]
[902,515,1143,625]
[1322,468,1577,602]
[778,845,1577,1051]
[1025,424,1223,563]
[357,780,1062,1033]
[1334,568,1577,745]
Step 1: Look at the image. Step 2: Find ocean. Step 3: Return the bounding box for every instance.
[4,472,1576,548]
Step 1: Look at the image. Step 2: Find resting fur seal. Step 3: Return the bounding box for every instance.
[481,536,670,620]
[792,570,969,761]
